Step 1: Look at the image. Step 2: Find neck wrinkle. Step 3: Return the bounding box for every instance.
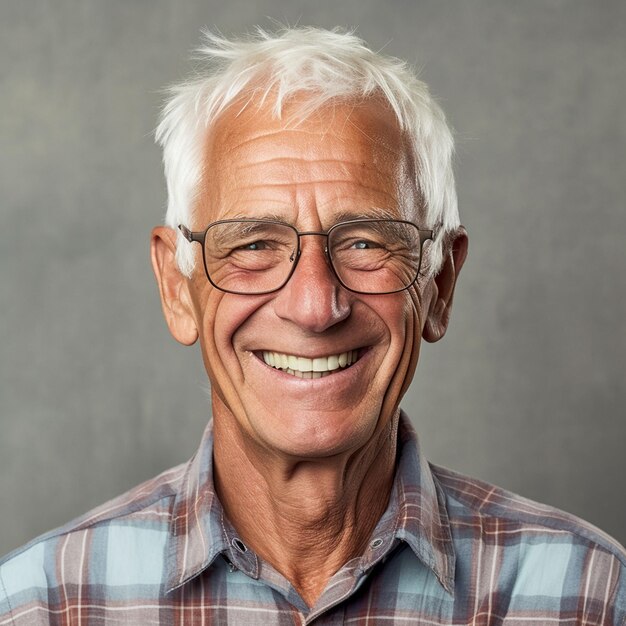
[212,411,398,608]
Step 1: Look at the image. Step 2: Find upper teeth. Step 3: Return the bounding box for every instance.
[262,350,359,375]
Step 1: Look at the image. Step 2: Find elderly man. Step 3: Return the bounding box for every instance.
[1,26,624,625]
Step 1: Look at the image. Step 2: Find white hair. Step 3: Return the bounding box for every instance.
[155,26,459,277]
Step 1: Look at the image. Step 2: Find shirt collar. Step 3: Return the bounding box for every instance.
[165,419,228,592]
[391,411,456,593]
[164,412,455,594]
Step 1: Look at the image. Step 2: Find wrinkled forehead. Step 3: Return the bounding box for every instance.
[211,94,412,159]
[196,94,420,223]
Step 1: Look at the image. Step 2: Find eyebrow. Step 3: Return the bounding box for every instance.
[213,220,278,242]
[330,208,400,223]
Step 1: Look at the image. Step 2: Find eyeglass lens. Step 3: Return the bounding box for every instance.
[203,220,422,294]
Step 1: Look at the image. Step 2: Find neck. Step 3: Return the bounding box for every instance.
[212,404,399,608]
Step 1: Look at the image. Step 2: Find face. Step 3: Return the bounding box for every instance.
[183,99,435,459]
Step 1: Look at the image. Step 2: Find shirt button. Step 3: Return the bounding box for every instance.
[370,537,384,550]
[231,537,248,553]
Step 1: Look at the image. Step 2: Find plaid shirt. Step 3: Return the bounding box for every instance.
[1,412,625,625]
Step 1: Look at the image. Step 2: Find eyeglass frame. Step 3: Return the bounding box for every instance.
[178,218,434,296]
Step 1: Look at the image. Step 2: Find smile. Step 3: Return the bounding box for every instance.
[261,350,360,379]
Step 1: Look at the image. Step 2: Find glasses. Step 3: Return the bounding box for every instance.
[178,218,433,295]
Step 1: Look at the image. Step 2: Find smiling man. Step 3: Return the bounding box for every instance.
[1,26,625,626]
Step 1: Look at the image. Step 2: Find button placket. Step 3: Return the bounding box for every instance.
[221,510,260,578]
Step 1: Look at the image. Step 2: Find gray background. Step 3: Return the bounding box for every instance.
[1,0,625,556]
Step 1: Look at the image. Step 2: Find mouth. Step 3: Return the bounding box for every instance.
[260,349,362,379]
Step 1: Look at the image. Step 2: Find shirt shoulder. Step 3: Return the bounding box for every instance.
[432,463,626,561]
[431,463,626,623]
[0,463,185,625]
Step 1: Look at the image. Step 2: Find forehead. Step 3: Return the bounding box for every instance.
[196,96,417,224]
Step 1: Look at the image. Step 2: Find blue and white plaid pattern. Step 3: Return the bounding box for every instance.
[1,413,625,625]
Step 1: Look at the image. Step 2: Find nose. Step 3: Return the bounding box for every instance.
[272,237,351,333]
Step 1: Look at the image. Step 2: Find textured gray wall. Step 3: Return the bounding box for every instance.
[1,0,625,556]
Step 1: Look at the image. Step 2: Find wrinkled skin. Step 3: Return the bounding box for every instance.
[151,98,468,605]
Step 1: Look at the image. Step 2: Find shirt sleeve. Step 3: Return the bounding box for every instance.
[0,545,52,626]
[0,570,16,626]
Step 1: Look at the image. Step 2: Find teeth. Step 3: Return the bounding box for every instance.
[262,349,360,377]
[312,357,327,372]
[297,357,312,372]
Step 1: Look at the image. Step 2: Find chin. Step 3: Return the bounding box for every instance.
[249,405,381,460]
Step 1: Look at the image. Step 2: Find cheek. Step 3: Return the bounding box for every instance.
[409,280,430,328]
[400,295,420,364]
[386,294,418,345]
[192,290,226,386]
[372,294,416,381]
[204,293,272,365]
[392,289,425,371]
[188,286,233,383]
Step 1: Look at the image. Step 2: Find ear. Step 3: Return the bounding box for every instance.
[150,226,199,346]
[422,227,469,343]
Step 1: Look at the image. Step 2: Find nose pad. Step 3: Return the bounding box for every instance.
[288,245,330,268]
[289,245,328,259]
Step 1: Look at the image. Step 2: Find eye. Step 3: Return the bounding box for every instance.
[239,240,268,251]
[351,239,380,249]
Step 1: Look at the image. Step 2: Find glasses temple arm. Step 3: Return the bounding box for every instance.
[178,224,205,244]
